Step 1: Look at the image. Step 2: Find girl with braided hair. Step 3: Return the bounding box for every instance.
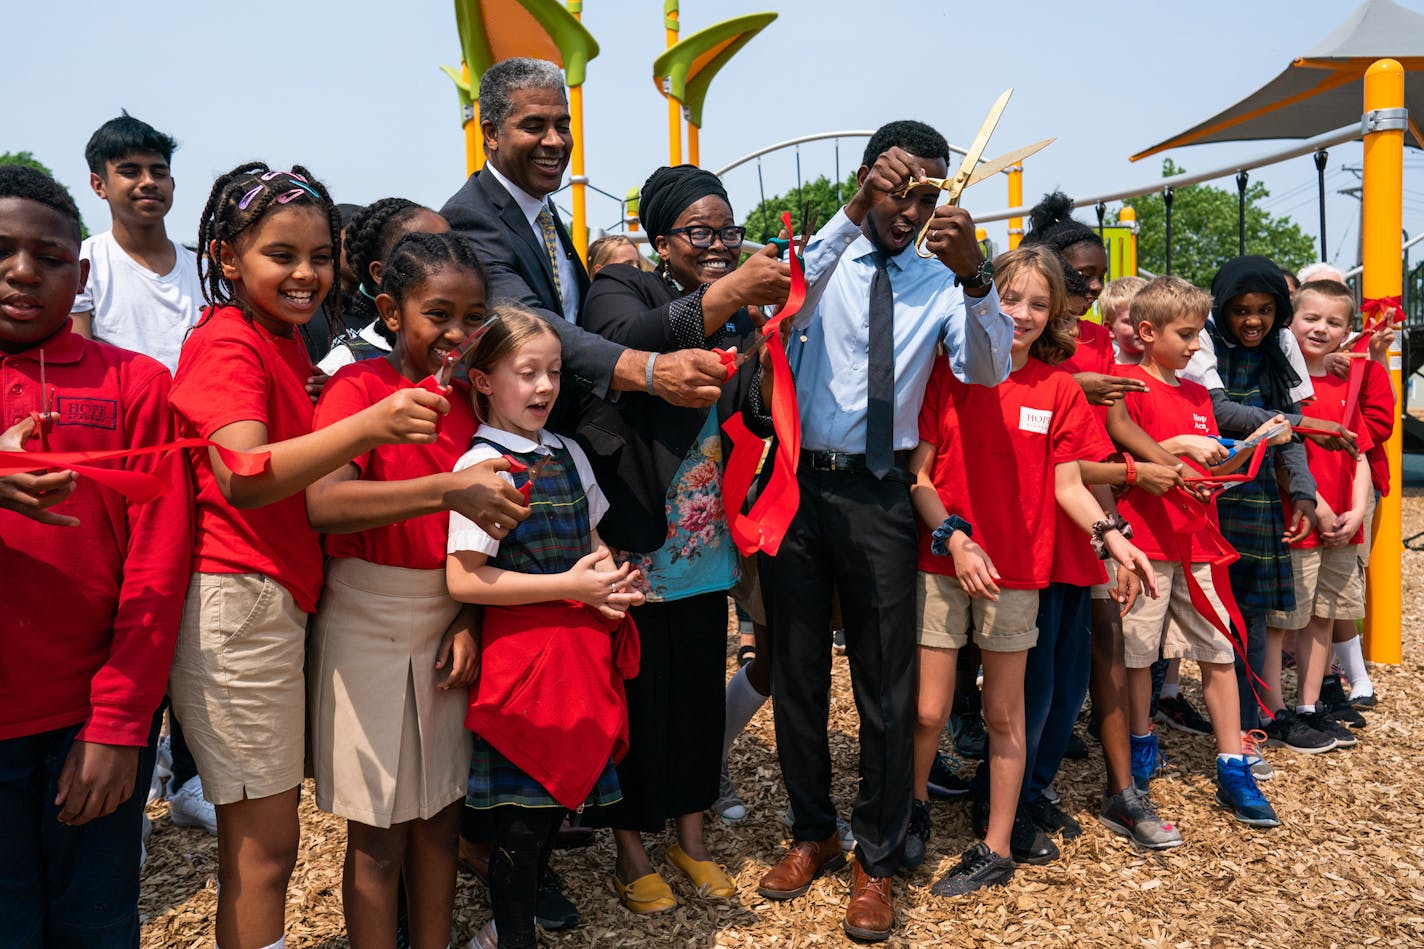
[169,162,454,949]
[318,198,452,374]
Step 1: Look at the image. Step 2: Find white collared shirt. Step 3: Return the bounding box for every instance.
[485,163,580,325]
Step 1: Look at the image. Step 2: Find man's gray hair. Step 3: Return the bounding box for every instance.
[479,58,567,130]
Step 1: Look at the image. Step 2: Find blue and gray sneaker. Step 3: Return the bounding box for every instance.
[1130,731,1166,792]
[1214,756,1279,827]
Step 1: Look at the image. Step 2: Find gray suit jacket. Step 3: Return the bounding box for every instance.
[441,168,622,398]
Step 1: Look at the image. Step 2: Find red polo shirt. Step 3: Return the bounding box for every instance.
[1,322,191,745]
[170,306,323,612]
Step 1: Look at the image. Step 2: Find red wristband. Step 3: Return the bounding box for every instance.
[1123,452,1137,487]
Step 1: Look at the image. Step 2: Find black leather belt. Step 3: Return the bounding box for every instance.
[802,449,911,472]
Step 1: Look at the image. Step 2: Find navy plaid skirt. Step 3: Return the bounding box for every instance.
[465,737,622,811]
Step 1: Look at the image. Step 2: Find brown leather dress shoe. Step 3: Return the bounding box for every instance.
[757,833,846,899]
[843,858,894,942]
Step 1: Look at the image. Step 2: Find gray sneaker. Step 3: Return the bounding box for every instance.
[1241,731,1274,780]
[1099,785,1184,850]
[712,766,747,823]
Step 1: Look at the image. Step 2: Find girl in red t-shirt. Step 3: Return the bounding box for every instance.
[305,232,529,948]
[169,164,462,949]
[909,246,1156,897]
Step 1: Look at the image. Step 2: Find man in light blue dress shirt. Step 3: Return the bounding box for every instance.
[754,121,1013,942]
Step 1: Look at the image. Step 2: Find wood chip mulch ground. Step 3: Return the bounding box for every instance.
[140,490,1424,948]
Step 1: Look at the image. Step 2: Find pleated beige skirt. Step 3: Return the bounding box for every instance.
[309,558,472,827]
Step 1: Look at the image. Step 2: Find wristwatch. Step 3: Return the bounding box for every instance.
[955,256,994,291]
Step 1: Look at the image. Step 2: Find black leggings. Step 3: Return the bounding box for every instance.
[488,805,564,948]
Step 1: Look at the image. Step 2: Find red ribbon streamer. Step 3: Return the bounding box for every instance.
[0,439,271,503]
[721,211,805,556]
[1135,439,1274,716]
[1359,295,1401,327]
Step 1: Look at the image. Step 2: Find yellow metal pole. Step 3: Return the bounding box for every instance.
[569,83,589,263]
[1118,205,1138,276]
[625,186,641,232]
[688,122,700,167]
[463,62,484,174]
[1362,58,1405,664]
[566,2,588,263]
[665,2,682,165]
[1007,164,1024,249]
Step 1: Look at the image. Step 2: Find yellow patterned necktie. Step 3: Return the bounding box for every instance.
[536,205,564,306]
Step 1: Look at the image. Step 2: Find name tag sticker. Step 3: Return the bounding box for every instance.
[1019,406,1052,434]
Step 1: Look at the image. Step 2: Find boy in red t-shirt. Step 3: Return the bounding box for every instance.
[1267,281,1376,739]
[0,165,191,945]
[1113,276,1287,829]
[909,247,1156,897]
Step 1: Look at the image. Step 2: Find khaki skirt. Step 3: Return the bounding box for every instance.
[309,558,472,827]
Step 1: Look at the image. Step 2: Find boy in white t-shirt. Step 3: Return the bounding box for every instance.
[72,111,202,373]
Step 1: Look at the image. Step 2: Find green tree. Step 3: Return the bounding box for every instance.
[741,173,858,243]
[1122,159,1315,289]
[0,150,88,237]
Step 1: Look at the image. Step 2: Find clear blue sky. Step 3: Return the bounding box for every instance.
[10,0,1422,268]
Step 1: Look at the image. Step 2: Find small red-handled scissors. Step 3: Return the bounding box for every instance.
[417,314,503,396]
[29,350,56,451]
[505,446,554,503]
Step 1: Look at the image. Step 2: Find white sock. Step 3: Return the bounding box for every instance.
[1296,704,1316,715]
[722,665,769,763]
[1332,636,1375,696]
[1161,683,1180,700]
[1131,732,1152,740]
[257,938,286,949]
[1217,753,1245,763]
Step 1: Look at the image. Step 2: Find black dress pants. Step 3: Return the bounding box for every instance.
[760,465,918,878]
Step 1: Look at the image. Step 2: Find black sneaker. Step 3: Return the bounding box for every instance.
[1022,795,1082,840]
[970,798,1059,865]
[535,868,580,931]
[950,692,987,760]
[903,799,931,869]
[1063,731,1089,760]
[1320,675,1367,728]
[927,753,972,799]
[1262,708,1336,754]
[1300,708,1357,748]
[1350,690,1378,710]
[929,842,1015,897]
[1154,694,1213,736]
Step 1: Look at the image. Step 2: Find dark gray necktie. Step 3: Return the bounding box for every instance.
[866,255,895,479]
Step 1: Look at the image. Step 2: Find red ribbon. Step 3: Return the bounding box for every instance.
[1135,441,1274,716]
[1359,295,1401,328]
[0,439,271,503]
[721,211,805,556]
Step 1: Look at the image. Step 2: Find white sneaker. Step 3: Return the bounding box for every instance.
[167,776,218,835]
[468,919,498,948]
[147,736,172,806]
[712,766,748,823]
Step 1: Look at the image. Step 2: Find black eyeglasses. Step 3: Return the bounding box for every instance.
[666,225,746,250]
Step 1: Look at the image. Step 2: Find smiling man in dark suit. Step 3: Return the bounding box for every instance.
[442,57,725,409]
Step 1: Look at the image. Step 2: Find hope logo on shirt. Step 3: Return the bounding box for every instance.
[57,396,118,430]
[1192,413,1210,433]
[1019,406,1053,435]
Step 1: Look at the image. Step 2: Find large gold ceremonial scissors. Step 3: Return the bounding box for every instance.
[899,88,1054,258]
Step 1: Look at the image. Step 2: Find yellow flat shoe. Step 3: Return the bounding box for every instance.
[613,870,679,914]
[667,843,736,899]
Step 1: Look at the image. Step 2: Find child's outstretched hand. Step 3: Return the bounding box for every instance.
[0,416,80,527]
[1106,533,1159,600]
[1300,418,1358,457]
[1133,461,1185,497]
[368,387,449,445]
[948,532,1000,601]
[444,457,531,540]
[1163,434,1229,466]
[1248,413,1293,447]
[55,740,138,826]
[1073,372,1150,407]
[1283,499,1318,544]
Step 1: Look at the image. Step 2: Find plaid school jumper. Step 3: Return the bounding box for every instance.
[465,435,621,810]
[1213,349,1297,616]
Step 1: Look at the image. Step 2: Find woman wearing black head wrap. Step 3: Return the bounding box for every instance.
[576,164,790,912]
[1203,255,1345,750]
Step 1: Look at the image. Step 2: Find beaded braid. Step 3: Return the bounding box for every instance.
[193,162,344,337]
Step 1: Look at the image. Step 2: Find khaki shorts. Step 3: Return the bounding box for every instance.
[916,571,1039,653]
[169,573,308,806]
[309,559,472,827]
[1121,560,1235,668]
[1268,545,1366,630]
